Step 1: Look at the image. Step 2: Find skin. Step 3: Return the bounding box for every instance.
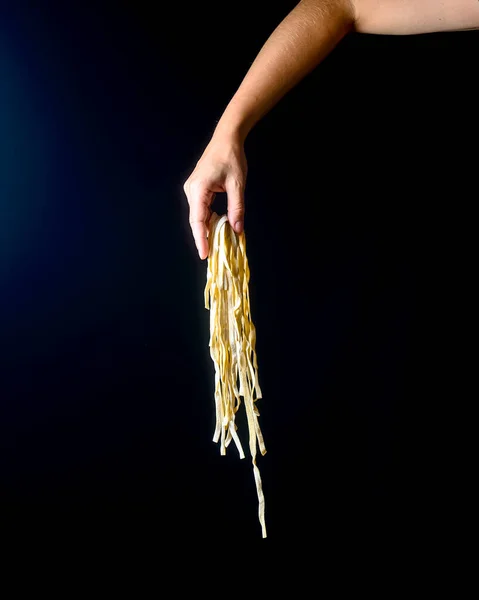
[183,0,479,260]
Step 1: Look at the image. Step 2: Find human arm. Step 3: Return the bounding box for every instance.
[183,0,479,260]
[355,0,479,35]
[184,0,355,259]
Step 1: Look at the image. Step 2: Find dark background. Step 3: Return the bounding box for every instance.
[0,0,475,562]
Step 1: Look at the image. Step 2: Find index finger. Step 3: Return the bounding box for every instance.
[187,190,213,260]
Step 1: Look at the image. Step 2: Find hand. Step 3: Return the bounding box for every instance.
[183,131,248,260]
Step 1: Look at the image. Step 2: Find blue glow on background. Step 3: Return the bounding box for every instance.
[0,32,53,286]
[0,6,188,486]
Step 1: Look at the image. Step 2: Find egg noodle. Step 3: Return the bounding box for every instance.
[204,212,267,538]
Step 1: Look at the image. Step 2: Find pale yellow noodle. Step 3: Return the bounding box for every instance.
[204,212,267,538]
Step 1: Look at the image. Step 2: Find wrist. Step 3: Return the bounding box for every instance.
[213,108,253,145]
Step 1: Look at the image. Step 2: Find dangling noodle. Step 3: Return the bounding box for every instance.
[204,212,267,538]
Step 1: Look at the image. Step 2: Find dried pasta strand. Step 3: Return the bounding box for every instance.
[205,212,267,538]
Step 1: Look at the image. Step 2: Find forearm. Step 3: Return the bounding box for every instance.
[214,0,355,142]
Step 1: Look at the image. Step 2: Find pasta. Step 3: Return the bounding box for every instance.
[204,212,267,538]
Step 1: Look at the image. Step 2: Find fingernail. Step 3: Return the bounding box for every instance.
[234,221,243,233]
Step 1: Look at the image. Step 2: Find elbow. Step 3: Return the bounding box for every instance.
[300,0,359,28]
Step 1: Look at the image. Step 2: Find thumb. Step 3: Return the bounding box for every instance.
[225,177,245,234]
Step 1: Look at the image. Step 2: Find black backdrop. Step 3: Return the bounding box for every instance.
[0,0,476,564]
